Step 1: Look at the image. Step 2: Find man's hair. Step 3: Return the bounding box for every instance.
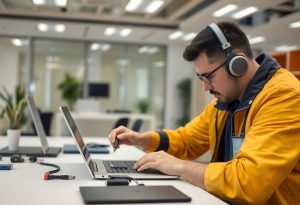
[183,21,253,63]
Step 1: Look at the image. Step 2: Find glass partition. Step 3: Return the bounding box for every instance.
[33,39,85,111]
[0,36,166,131]
[87,42,166,127]
[0,37,29,94]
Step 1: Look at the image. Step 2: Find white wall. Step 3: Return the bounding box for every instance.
[0,45,19,97]
[164,43,194,129]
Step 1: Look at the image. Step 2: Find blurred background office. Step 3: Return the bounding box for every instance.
[0,0,300,136]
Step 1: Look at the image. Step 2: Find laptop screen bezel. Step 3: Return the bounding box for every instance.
[26,95,49,154]
[59,106,96,178]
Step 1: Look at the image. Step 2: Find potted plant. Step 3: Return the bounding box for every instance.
[0,85,27,151]
[137,99,150,114]
[176,78,191,126]
[57,73,81,110]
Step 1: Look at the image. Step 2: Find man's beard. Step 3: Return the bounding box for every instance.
[210,90,236,103]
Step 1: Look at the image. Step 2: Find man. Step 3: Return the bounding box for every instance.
[108,22,300,204]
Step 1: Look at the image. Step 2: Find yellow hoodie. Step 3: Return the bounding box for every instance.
[147,55,300,204]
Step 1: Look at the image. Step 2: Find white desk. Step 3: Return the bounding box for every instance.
[0,136,227,205]
[55,112,156,137]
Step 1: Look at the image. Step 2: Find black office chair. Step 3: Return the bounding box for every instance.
[40,111,53,136]
[112,117,129,129]
[131,119,143,132]
[23,109,53,136]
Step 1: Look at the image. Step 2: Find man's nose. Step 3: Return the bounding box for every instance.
[202,81,212,91]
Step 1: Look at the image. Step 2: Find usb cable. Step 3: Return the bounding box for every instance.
[37,161,75,180]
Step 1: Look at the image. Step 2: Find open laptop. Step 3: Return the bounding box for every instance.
[59,106,178,180]
[0,95,62,157]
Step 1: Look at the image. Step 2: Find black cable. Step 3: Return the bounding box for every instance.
[37,161,75,180]
[108,175,144,186]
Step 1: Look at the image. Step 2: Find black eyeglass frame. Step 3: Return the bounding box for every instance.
[196,60,227,83]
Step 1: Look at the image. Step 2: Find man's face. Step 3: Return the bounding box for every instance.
[194,53,241,103]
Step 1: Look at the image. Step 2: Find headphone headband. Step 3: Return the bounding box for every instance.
[207,23,231,51]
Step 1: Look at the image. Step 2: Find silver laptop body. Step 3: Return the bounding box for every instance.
[59,106,178,180]
[26,95,49,153]
[25,95,61,157]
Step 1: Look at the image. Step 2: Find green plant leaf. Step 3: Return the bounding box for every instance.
[6,104,15,129]
[57,73,81,110]
[0,85,27,129]
[14,99,27,129]
[0,86,13,108]
[15,85,25,105]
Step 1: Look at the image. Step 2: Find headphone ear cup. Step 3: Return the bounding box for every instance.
[227,55,248,77]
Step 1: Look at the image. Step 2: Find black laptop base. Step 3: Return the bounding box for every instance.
[80,185,191,204]
[0,146,62,157]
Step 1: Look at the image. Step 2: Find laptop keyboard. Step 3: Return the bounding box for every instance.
[103,160,138,173]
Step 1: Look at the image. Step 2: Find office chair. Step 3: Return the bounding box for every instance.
[23,109,53,136]
[112,117,129,129]
[40,111,53,136]
[131,119,143,132]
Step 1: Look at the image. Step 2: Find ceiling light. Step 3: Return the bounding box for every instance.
[289,21,300,28]
[275,45,298,52]
[11,39,22,47]
[138,46,148,53]
[248,36,265,44]
[169,31,183,40]
[232,7,258,19]
[91,43,111,51]
[101,44,111,51]
[104,27,116,36]
[213,4,238,17]
[145,0,164,13]
[55,0,67,7]
[55,24,65,32]
[148,47,159,54]
[33,0,45,5]
[91,43,100,51]
[153,61,165,67]
[183,33,197,41]
[138,46,159,54]
[120,28,132,37]
[38,23,49,32]
[125,0,143,12]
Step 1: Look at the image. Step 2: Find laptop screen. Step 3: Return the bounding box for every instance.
[26,95,49,153]
[59,106,91,162]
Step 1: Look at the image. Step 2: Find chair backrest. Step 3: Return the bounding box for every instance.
[132,119,143,132]
[112,117,129,129]
[24,109,53,136]
[40,112,53,136]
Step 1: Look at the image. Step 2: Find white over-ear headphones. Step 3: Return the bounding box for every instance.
[207,23,248,77]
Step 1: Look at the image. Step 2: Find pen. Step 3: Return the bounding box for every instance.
[113,138,119,152]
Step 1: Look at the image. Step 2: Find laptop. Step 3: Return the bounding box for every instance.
[80,185,191,204]
[0,95,62,157]
[59,106,178,179]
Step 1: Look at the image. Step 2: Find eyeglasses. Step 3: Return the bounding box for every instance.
[196,60,227,83]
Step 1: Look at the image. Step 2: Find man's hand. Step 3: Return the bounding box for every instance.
[108,126,151,151]
[134,150,208,189]
[134,150,184,176]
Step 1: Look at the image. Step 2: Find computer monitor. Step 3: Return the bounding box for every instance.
[88,83,109,98]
